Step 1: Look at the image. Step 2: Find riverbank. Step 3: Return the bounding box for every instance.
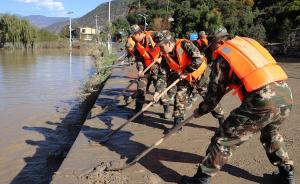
[0,40,101,50]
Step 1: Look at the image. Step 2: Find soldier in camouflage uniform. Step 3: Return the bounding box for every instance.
[193,31,209,54]
[187,31,210,109]
[154,30,225,132]
[127,25,162,115]
[181,28,295,184]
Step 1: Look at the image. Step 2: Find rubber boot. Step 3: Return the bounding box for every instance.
[218,117,225,126]
[163,104,172,119]
[165,118,183,134]
[274,165,295,184]
[181,168,211,184]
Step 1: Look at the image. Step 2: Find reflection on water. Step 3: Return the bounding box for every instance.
[0,49,94,183]
[0,49,94,109]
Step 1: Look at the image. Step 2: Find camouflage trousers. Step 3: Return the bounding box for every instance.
[135,62,159,107]
[200,81,294,176]
[136,73,158,107]
[174,78,224,120]
[146,75,158,93]
[160,73,177,106]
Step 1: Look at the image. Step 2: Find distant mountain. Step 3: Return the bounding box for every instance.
[24,15,68,29]
[46,20,71,33]
[46,0,133,33]
[76,0,133,27]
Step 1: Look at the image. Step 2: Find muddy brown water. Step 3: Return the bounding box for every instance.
[0,49,95,184]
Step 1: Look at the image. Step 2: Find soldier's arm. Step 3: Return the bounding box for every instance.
[181,40,203,75]
[155,58,169,93]
[197,56,230,115]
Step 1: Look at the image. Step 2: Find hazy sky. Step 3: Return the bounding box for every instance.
[0,0,108,17]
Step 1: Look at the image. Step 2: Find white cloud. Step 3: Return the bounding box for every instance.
[19,0,65,11]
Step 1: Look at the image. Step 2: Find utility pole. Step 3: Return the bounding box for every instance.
[139,0,140,9]
[95,15,98,34]
[167,0,169,13]
[95,15,99,42]
[67,11,74,51]
[108,0,111,24]
[108,0,111,54]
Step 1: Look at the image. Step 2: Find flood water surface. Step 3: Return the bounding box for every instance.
[0,49,95,183]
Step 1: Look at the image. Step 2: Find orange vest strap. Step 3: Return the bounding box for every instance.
[202,38,208,46]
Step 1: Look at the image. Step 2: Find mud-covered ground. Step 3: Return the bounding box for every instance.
[53,57,299,184]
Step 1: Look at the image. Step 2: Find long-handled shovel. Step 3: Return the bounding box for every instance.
[92,59,161,118]
[99,78,180,144]
[105,114,195,171]
[140,58,160,76]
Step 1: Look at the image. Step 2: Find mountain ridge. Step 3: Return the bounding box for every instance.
[46,0,133,33]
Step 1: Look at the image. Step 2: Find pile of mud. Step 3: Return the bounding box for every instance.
[80,162,128,184]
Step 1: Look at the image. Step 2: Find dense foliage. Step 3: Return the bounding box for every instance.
[255,0,300,42]
[127,0,300,42]
[0,15,36,47]
[0,15,60,48]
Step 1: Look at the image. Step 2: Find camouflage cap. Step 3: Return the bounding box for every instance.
[206,27,229,49]
[157,30,174,44]
[130,24,142,34]
[213,27,229,40]
[199,31,206,36]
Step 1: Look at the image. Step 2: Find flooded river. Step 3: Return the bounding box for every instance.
[0,49,95,184]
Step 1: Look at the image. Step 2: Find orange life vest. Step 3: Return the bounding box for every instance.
[164,39,207,82]
[135,31,161,67]
[196,38,208,47]
[213,36,288,101]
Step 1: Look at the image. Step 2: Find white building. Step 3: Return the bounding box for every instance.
[76,27,96,41]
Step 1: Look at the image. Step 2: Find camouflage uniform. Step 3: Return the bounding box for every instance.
[187,38,210,107]
[156,40,225,123]
[193,39,208,55]
[129,31,160,111]
[196,55,294,177]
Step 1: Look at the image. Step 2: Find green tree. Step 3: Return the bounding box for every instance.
[0,15,38,48]
[20,19,37,48]
[171,1,222,37]
[112,18,130,33]
[60,25,70,38]
[0,15,22,45]
[37,29,59,42]
[255,0,300,42]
